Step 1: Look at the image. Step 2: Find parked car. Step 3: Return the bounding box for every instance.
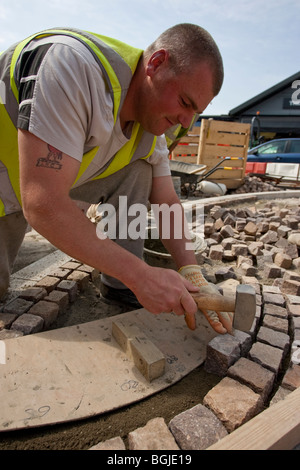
[247,138,300,163]
[246,138,300,179]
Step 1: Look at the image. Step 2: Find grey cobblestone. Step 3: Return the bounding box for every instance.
[257,326,290,354]
[11,313,44,335]
[27,300,59,329]
[3,297,34,315]
[44,290,69,315]
[248,341,284,375]
[168,404,228,450]
[204,334,241,377]
[19,287,48,302]
[57,279,78,302]
[262,315,289,334]
[0,313,18,329]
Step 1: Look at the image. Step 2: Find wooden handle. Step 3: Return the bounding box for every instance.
[191,293,235,312]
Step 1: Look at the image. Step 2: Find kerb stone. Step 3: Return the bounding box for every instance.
[203,377,262,432]
[128,418,179,450]
[168,404,228,450]
[28,300,59,328]
[233,284,256,332]
[204,334,240,377]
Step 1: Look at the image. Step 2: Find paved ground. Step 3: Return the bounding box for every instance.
[1,190,300,450]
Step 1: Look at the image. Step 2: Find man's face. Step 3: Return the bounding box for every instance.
[136,50,215,136]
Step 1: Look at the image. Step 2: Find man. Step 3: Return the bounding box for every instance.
[0,23,232,333]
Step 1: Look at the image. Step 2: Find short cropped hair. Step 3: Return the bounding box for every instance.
[145,23,224,96]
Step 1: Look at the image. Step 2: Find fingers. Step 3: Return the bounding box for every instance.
[182,277,201,293]
[184,311,196,330]
[172,289,197,317]
[198,308,234,335]
[163,288,197,331]
[178,290,197,330]
[217,311,234,335]
[200,308,228,334]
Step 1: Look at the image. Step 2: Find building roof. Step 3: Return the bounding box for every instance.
[229,71,300,116]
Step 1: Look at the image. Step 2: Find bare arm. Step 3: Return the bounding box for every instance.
[18,130,198,318]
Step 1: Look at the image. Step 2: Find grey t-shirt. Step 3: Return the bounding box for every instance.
[17,35,170,187]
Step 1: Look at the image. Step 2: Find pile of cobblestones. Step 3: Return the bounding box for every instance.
[202,199,300,289]
[184,174,282,198]
[229,175,283,194]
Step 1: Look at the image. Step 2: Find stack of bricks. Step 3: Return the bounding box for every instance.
[0,261,99,338]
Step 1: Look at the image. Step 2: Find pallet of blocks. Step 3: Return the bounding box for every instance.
[170,125,201,164]
[197,119,251,189]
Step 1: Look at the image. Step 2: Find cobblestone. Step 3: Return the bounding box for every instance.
[257,326,290,353]
[204,334,241,377]
[168,404,228,450]
[248,341,284,375]
[0,313,18,329]
[227,357,275,402]
[262,315,289,334]
[11,313,44,335]
[57,279,78,302]
[203,377,263,432]
[67,270,90,291]
[19,287,48,302]
[34,276,60,293]
[44,290,69,314]
[27,300,59,329]
[281,365,300,391]
[127,417,179,450]
[89,436,126,450]
[3,297,34,315]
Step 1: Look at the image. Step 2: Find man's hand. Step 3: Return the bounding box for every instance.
[179,265,233,334]
[131,265,200,319]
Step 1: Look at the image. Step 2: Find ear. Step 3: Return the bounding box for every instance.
[146,49,169,77]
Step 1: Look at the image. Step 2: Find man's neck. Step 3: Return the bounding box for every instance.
[119,56,144,129]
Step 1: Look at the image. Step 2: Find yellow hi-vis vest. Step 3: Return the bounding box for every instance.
[0,28,157,217]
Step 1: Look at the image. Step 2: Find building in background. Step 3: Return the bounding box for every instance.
[200,71,300,147]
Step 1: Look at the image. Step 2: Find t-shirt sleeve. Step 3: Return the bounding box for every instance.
[18,42,114,161]
[148,135,171,178]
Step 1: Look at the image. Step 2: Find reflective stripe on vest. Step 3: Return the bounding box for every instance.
[0,28,156,216]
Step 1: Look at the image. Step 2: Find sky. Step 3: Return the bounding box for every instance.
[0,0,299,116]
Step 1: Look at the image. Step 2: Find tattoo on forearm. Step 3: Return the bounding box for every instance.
[36,145,63,170]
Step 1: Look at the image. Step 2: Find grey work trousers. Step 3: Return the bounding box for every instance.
[0,160,152,300]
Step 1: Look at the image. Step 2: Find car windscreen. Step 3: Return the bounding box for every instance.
[256,141,286,155]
